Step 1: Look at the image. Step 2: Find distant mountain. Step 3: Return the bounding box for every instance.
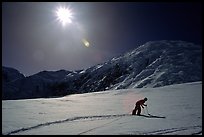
[2,69,71,100]
[2,66,25,83]
[2,66,25,100]
[2,40,202,100]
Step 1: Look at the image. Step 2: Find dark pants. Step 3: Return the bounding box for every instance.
[135,104,141,115]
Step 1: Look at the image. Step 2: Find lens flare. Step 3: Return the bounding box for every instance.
[82,39,90,47]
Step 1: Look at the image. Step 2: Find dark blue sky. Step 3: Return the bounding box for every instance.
[2,2,202,76]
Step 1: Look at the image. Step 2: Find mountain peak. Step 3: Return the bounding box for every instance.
[2,66,25,83]
[2,40,202,100]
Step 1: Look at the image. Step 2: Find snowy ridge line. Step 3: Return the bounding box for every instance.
[3,40,202,100]
[4,113,131,135]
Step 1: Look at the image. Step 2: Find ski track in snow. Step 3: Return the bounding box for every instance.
[3,82,202,135]
[4,114,130,135]
[4,113,201,135]
[142,125,202,135]
[77,115,124,135]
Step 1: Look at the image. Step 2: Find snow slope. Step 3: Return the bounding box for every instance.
[2,81,202,135]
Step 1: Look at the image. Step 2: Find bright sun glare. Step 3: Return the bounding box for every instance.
[55,6,91,48]
[56,6,73,26]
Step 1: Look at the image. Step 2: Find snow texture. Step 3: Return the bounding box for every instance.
[2,82,202,135]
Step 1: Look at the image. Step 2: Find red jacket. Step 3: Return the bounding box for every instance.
[136,99,146,107]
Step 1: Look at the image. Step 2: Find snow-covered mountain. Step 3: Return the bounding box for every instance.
[2,69,72,100]
[2,40,202,100]
[2,67,25,99]
[66,40,202,91]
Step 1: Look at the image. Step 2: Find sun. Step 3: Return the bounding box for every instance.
[56,6,73,26]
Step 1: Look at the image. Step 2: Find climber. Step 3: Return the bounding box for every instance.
[132,97,148,115]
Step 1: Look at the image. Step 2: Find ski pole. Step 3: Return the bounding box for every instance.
[145,106,150,115]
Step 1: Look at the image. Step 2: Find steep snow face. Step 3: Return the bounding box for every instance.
[111,40,202,89]
[2,40,202,100]
[2,82,202,135]
[68,40,202,92]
